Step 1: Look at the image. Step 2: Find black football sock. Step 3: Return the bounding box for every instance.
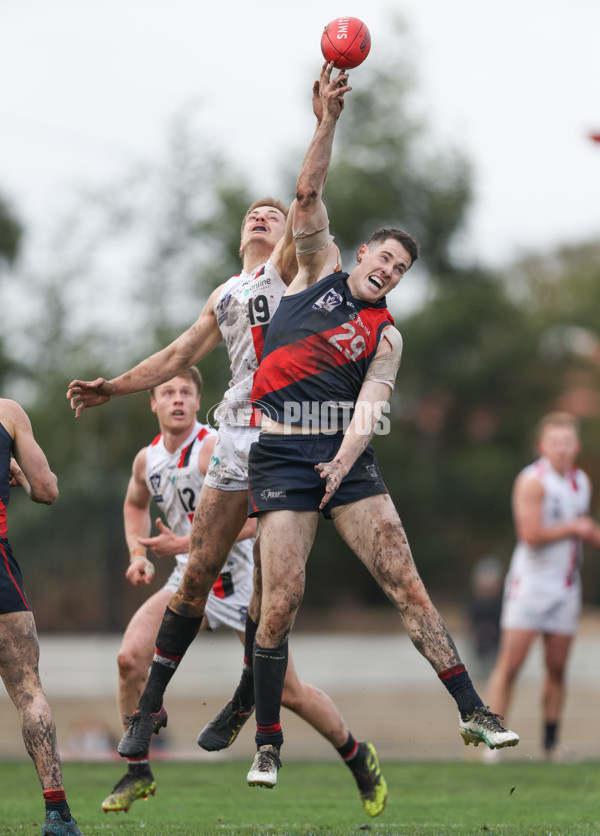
[138,606,203,714]
[438,664,484,719]
[232,615,258,713]
[254,640,288,748]
[544,721,558,751]
[127,755,153,776]
[337,733,366,774]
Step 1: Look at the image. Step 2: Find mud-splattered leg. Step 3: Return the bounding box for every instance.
[0,611,63,789]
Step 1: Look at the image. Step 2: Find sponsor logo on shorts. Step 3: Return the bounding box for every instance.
[209,455,220,468]
[365,464,379,479]
[312,288,343,313]
[260,489,287,501]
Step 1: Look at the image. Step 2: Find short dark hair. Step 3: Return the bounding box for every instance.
[240,197,289,237]
[150,367,203,398]
[366,228,420,266]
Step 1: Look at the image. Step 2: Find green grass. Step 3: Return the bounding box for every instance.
[3,759,600,836]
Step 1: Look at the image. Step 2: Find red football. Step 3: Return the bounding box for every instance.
[321,17,371,70]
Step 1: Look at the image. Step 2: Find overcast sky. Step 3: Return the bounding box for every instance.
[1,0,599,267]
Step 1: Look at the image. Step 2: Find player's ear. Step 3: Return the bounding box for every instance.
[356,244,368,263]
[150,397,158,415]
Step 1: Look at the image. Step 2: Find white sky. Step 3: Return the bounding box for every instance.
[1,0,599,267]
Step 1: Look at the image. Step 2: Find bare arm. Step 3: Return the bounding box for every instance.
[286,63,351,293]
[4,400,58,504]
[66,287,224,418]
[513,475,598,546]
[316,377,392,509]
[270,67,344,286]
[123,448,156,586]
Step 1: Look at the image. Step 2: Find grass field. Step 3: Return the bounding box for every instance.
[4,759,600,836]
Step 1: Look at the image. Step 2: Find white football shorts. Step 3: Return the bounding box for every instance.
[203,424,260,492]
[500,574,582,635]
[162,553,253,633]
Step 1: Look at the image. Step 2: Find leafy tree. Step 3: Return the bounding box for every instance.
[5,20,600,630]
[0,192,24,389]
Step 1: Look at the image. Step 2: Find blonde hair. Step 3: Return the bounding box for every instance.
[150,367,203,398]
[535,411,580,441]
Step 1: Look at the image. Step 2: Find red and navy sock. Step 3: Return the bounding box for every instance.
[43,788,71,823]
[438,664,483,719]
[254,641,288,748]
[139,606,203,713]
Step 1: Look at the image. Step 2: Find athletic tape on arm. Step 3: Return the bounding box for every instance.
[293,225,333,255]
[364,326,403,390]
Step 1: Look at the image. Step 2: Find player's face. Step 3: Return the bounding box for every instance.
[538,426,581,474]
[151,376,200,432]
[240,206,286,254]
[347,239,412,302]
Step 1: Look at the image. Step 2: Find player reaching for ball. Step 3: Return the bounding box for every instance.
[232,52,520,790]
[68,66,390,818]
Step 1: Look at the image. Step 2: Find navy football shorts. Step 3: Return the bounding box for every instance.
[0,537,31,614]
[248,431,388,519]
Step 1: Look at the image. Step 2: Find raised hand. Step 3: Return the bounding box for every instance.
[66,377,115,418]
[320,61,352,120]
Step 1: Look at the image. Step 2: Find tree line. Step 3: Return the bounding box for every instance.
[2,29,600,631]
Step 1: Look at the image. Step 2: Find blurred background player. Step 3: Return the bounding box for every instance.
[468,555,504,677]
[0,398,85,836]
[486,412,600,761]
[237,57,519,792]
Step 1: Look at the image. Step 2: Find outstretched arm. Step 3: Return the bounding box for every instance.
[288,62,351,292]
[271,65,345,286]
[66,286,224,418]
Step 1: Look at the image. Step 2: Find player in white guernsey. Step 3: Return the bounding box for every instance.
[69,67,389,817]
[102,368,255,812]
[486,413,600,761]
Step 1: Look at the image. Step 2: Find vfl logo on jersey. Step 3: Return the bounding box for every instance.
[216,293,232,325]
[312,288,343,314]
[149,473,161,491]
